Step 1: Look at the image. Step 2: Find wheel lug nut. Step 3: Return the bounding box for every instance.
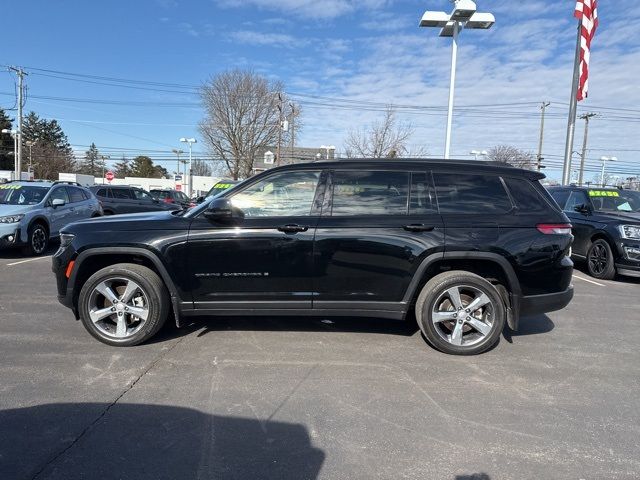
[465,308,470,313]
[111,307,116,312]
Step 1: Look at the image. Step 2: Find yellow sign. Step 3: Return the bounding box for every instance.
[0,184,21,190]
[588,190,619,197]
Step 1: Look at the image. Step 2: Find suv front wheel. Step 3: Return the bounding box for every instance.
[22,222,49,256]
[78,263,169,346]
[415,271,506,355]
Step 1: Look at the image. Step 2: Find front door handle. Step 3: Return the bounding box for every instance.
[403,224,435,232]
[278,224,309,234]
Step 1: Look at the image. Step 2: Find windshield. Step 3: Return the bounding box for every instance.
[0,185,49,205]
[206,181,239,198]
[589,190,640,212]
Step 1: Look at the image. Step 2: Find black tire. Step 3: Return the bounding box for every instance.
[78,263,169,346]
[586,239,616,280]
[22,222,49,256]
[415,271,506,355]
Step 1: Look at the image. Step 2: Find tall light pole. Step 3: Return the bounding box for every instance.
[600,156,617,187]
[2,129,19,180]
[172,149,184,177]
[180,138,197,197]
[470,149,487,160]
[578,113,596,186]
[537,102,550,172]
[420,1,495,159]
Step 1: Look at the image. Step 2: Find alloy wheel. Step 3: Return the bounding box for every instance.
[431,285,495,347]
[588,244,608,275]
[87,277,150,339]
[32,227,47,254]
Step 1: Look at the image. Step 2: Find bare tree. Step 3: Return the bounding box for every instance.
[191,158,213,177]
[199,69,300,180]
[344,107,416,158]
[487,145,535,169]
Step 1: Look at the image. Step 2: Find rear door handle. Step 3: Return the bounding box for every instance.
[278,224,309,234]
[403,224,435,232]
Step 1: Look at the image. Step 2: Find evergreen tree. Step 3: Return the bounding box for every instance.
[78,143,101,176]
[113,155,131,178]
[21,112,76,179]
[129,156,166,178]
[0,109,14,171]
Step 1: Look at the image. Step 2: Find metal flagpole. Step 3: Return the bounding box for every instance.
[562,22,583,186]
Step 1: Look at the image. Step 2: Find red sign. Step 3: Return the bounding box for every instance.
[175,184,182,191]
[105,171,114,182]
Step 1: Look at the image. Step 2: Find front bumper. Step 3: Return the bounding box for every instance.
[519,286,574,317]
[0,224,21,248]
[615,240,640,277]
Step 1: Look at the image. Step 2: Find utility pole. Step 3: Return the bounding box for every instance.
[289,102,295,164]
[9,67,27,180]
[172,149,183,176]
[578,113,596,186]
[276,93,283,167]
[536,101,550,172]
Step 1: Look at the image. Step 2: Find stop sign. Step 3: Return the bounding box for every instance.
[105,171,114,182]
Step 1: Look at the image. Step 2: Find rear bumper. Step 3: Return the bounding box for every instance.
[519,286,574,317]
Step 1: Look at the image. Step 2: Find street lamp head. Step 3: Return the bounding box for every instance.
[2,128,17,135]
[600,156,617,162]
[450,0,477,21]
[465,12,495,29]
[419,11,450,28]
[180,137,197,144]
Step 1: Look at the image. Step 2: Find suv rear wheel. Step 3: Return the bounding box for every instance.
[415,271,506,355]
[78,263,169,346]
[22,222,49,256]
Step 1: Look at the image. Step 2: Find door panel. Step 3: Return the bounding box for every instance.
[188,169,325,308]
[314,170,444,305]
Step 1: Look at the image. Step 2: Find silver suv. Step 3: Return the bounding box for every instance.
[0,181,102,255]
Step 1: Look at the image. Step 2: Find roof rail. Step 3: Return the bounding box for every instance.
[329,157,514,167]
[53,180,81,186]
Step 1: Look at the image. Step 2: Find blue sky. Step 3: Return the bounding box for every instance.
[1,0,639,182]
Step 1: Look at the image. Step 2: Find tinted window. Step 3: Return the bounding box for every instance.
[132,189,153,201]
[177,191,189,202]
[151,191,170,200]
[95,188,108,198]
[331,171,409,216]
[68,187,85,203]
[565,191,589,212]
[81,189,90,200]
[49,187,70,204]
[503,177,549,213]
[112,188,134,200]
[549,190,570,209]
[409,172,437,215]
[230,170,321,217]
[433,173,512,214]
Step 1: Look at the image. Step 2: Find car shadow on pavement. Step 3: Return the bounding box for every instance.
[573,260,640,285]
[0,243,58,261]
[191,315,420,340]
[502,314,554,344]
[0,402,325,480]
[455,474,491,480]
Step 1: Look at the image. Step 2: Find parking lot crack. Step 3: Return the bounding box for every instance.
[29,337,186,480]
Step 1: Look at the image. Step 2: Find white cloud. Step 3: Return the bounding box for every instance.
[215,0,390,20]
[229,30,303,48]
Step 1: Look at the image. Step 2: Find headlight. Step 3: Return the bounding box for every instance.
[0,214,24,224]
[619,225,640,240]
[60,233,75,247]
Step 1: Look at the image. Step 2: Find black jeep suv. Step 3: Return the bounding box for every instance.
[53,160,574,355]
[548,186,640,280]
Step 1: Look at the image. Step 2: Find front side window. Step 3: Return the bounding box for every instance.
[564,191,590,212]
[433,173,512,214]
[49,187,70,205]
[133,189,153,201]
[331,171,409,216]
[230,170,321,217]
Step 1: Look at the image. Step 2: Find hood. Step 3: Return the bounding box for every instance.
[0,204,33,217]
[594,210,640,224]
[67,211,187,232]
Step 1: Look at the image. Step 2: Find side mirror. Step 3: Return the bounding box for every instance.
[574,204,591,215]
[203,197,244,223]
[51,198,65,208]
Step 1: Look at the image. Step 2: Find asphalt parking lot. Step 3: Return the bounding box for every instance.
[1,248,639,480]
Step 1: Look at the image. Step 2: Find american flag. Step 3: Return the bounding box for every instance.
[574,0,599,101]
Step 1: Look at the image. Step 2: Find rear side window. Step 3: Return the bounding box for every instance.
[410,172,437,214]
[549,190,570,210]
[433,173,512,214]
[331,171,409,216]
[503,177,550,213]
[95,188,108,198]
[112,188,133,199]
[68,187,85,203]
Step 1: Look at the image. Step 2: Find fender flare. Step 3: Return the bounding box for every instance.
[402,251,522,330]
[25,216,51,241]
[69,247,184,327]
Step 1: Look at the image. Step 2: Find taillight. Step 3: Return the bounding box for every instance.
[536,223,572,235]
[163,198,175,203]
